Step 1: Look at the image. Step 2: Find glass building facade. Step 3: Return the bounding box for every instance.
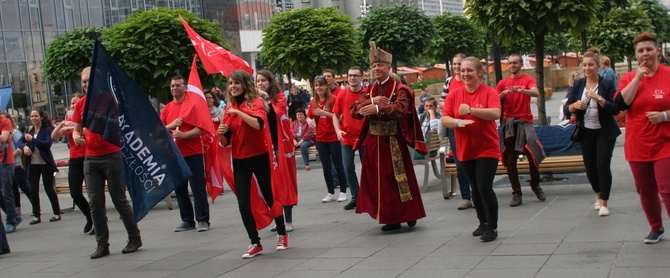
[0,0,202,122]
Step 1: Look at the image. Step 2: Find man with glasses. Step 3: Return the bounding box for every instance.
[497,54,547,207]
[333,66,366,210]
[161,75,210,232]
[351,42,426,231]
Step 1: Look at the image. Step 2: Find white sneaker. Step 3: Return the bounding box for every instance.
[598,206,610,217]
[337,192,347,202]
[321,193,336,203]
[594,199,602,210]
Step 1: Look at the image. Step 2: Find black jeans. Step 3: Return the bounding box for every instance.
[462,158,499,229]
[68,158,91,222]
[581,128,616,200]
[29,164,60,218]
[12,166,31,210]
[233,152,285,245]
[85,152,140,246]
[447,128,471,200]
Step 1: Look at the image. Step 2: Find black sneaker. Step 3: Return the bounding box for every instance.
[644,227,665,244]
[480,227,498,242]
[472,224,487,237]
[531,187,546,201]
[90,245,110,259]
[380,224,401,231]
[343,201,356,210]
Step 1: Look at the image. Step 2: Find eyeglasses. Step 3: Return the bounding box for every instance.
[508,61,521,65]
[170,84,184,88]
[348,74,363,78]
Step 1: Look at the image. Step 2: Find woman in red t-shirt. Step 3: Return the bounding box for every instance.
[442,57,501,242]
[218,70,288,258]
[615,32,670,244]
[51,93,93,234]
[307,76,347,203]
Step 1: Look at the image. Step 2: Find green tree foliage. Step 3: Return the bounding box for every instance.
[259,8,361,81]
[43,27,105,82]
[103,8,227,102]
[427,13,485,76]
[358,4,434,72]
[585,6,652,70]
[466,0,600,126]
[637,0,670,43]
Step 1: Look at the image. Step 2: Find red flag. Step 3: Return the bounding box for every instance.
[183,59,224,202]
[180,15,253,77]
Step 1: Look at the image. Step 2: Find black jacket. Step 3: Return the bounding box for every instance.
[563,76,621,141]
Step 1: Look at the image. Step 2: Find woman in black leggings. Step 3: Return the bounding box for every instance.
[218,70,287,259]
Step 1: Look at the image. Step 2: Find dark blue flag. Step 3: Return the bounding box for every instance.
[84,40,192,222]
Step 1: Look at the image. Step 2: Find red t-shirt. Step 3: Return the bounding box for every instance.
[224,98,269,159]
[308,97,338,143]
[71,96,121,157]
[0,117,14,164]
[332,87,365,146]
[444,85,501,161]
[160,101,204,157]
[616,65,670,162]
[331,86,343,97]
[496,74,536,123]
[65,117,86,159]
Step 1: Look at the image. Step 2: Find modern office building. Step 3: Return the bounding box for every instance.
[0,0,203,121]
[293,0,463,18]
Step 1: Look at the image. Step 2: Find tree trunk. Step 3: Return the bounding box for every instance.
[491,34,503,84]
[580,31,588,53]
[627,56,633,72]
[392,60,398,73]
[446,59,451,77]
[535,33,548,126]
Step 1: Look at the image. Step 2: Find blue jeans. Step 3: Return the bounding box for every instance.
[316,141,347,194]
[175,154,209,224]
[299,140,315,166]
[0,210,8,252]
[448,128,471,200]
[0,164,18,224]
[341,144,363,201]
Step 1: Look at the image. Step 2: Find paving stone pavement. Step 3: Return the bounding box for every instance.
[1,91,668,277]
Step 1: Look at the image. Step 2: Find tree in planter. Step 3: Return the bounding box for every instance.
[103,8,227,102]
[43,27,105,83]
[466,0,600,126]
[259,7,362,81]
[427,13,485,77]
[358,4,434,72]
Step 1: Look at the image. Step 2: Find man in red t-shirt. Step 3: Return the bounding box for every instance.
[0,109,20,233]
[160,75,209,233]
[333,66,366,210]
[496,54,547,207]
[72,67,142,259]
[323,69,343,97]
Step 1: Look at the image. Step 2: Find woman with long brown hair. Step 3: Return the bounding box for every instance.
[218,70,287,258]
[307,76,347,203]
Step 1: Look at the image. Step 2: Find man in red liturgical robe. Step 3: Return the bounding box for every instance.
[350,41,427,231]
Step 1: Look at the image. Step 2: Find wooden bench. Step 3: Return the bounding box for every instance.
[412,129,448,192]
[443,155,586,199]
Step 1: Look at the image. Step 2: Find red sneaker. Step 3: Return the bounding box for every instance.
[276,234,289,251]
[242,244,263,259]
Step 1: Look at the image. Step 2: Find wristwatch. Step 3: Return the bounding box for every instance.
[597,96,603,102]
[467,107,471,115]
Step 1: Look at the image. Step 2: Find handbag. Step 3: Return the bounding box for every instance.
[570,120,584,142]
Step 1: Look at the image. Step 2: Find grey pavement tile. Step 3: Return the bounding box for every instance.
[316,246,385,258]
[490,243,558,255]
[349,256,421,270]
[292,258,362,271]
[543,254,617,268]
[535,267,610,278]
[181,258,252,273]
[3,271,72,278]
[433,243,498,256]
[0,261,61,275]
[619,241,670,254]
[234,258,307,271]
[133,259,202,272]
[552,242,622,255]
[67,272,127,278]
[163,250,228,261]
[115,271,174,278]
[399,269,470,278]
[273,270,342,278]
[411,255,485,270]
[216,270,284,278]
[614,253,670,267]
[334,269,405,278]
[372,243,441,257]
[94,259,154,272]
[464,268,538,278]
[609,267,670,278]
[475,255,549,269]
